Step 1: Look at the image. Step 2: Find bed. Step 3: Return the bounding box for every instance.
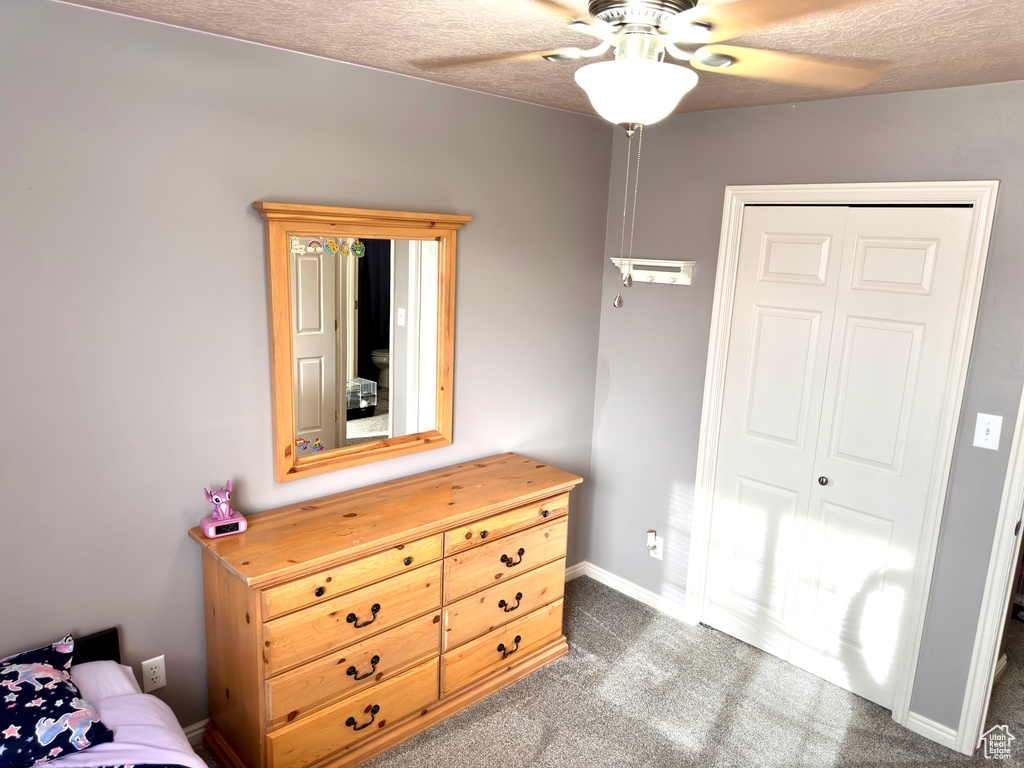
[1,629,208,768]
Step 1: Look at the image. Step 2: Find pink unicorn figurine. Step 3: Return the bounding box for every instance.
[201,481,247,539]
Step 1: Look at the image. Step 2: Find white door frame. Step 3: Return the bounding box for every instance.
[685,181,999,740]
[957,387,1024,754]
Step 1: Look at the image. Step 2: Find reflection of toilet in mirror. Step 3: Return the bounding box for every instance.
[371,348,389,389]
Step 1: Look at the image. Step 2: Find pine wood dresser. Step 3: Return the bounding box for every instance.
[189,453,583,768]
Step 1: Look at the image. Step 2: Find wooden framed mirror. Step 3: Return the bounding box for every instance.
[254,202,471,482]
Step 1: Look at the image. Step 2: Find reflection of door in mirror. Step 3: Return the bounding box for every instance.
[289,236,439,453]
[290,236,340,454]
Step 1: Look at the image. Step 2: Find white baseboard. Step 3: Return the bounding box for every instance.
[564,561,587,581]
[905,711,959,751]
[564,560,695,625]
[993,652,1008,686]
[184,718,208,747]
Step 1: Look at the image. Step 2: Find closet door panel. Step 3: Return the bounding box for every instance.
[791,206,975,708]
[788,498,898,707]
[743,306,823,449]
[705,206,848,653]
[828,316,924,473]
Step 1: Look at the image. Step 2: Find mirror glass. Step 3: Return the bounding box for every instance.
[255,202,470,482]
[290,235,439,452]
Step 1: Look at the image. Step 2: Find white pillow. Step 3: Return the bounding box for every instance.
[70,660,142,701]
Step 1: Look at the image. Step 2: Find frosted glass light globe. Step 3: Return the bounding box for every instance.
[575,58,698,126]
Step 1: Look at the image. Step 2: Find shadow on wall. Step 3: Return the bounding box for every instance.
[663,480,695,607]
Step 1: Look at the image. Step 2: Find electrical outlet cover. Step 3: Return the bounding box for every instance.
[141,654,166,693]
[649,534,664,561]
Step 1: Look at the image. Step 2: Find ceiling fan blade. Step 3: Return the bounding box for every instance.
[527,0,612,33]
[528,0,586,21]
[415,48,583,70]
[680,0,878,43]
[691,44,884,90]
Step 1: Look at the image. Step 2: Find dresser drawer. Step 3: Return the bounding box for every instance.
[262,535,442,620]
[267,658,439,768]
[444,494,569,556]
[442,558,565,652]
[440,599,563,696]
[266,610,441,729]
[264,562,442,675]
[443,518,568,603]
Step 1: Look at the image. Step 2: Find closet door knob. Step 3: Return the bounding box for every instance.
[818,476,829,486]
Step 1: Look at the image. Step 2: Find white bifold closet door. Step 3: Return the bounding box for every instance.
[704,204,974,708]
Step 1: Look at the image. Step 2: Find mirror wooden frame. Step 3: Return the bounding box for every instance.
[254,202,471,482]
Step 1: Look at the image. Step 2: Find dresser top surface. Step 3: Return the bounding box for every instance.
[188,453,582,588]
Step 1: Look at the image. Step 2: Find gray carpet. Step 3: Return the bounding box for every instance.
[986,618,1024,747]
[197,577,1014,766]
[365,578,982,767]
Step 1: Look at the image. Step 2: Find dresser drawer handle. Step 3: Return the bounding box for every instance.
[314,587,325,597]
[346,603,381,628]
[479,530,488,539]
[345,704,380,731]
[541,509,549,518]
[498,592,523,613]
[346,654,380,681]
[500,548,525,568]
[497,635,521,659]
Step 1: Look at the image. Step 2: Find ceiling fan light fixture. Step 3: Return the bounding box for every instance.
[574,58,698,126]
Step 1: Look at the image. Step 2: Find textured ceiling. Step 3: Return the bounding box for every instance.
[59,0,1024,116]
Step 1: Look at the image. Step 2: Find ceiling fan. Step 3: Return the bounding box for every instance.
[422,0,886,125]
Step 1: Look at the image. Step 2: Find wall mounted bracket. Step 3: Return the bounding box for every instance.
[610,257,695,285]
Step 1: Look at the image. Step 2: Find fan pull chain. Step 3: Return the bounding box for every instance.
[619,127,633,277]
[627,124,643,282]
[614,123,643,309]
[613,126,635,309]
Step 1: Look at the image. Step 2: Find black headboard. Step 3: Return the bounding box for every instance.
[74,627,120,665]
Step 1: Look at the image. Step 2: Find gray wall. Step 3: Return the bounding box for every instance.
[5,0,1019,738]
[0,0,611,725]
[589,81,1024,729]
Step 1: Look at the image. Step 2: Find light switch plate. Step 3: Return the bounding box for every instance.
[974,413,1003,451]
